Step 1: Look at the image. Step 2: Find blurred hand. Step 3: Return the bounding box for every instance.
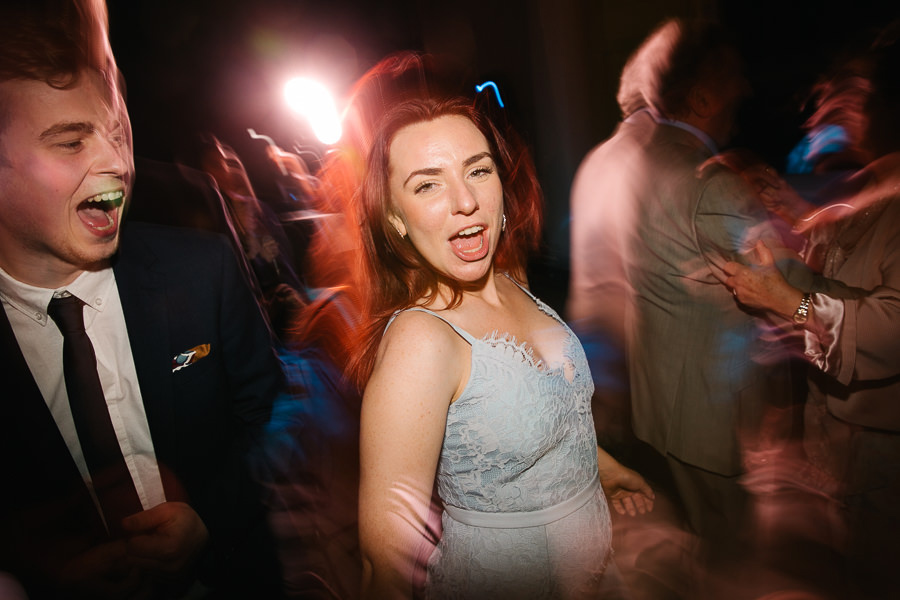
[706,151,815,226]
[723,241,801,317]
[597,450,655,516]
[742,165,815,226]
[122,502,209,577]
[58,539,147,600]
[259,235,280,263]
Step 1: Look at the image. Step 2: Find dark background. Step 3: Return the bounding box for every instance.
[108,0,899,297]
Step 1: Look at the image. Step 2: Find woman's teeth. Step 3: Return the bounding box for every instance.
[458,225,484,236]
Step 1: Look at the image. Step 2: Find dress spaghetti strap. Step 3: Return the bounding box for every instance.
[384,307,477,345]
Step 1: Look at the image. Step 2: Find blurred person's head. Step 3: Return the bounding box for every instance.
[350,95,542,386]
[792,51,874,174]
[617,18,749,147]
[802,22,900,167]
[859,26,900,161]
[0,0,132,288]
[303,51,464,292]
[199,136,256,199]
[339,52,463,166]
[316,51,463,216]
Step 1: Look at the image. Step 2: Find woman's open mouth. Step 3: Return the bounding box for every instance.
[450,225,489,261]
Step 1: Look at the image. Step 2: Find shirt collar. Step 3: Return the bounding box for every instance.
[628,108,720,155]
[0,266,115,326]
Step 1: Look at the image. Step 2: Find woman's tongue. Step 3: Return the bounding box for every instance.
[450,230,485,259]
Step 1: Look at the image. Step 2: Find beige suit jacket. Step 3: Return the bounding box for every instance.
[575,116,815,476]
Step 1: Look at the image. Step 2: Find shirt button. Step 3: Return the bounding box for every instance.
[94,298,103,306]
[35,312,43,321]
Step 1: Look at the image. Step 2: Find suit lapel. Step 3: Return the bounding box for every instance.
[0,305,42,405]
[0,307,74,478]
[113,229,183,501]
[0,305,106,533]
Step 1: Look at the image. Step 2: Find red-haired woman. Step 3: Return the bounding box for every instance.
[351,96,654,599]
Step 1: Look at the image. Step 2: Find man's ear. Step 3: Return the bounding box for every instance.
[688,84,715,119]
[388,212,407,238]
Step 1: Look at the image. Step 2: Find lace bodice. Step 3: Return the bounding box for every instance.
[393,281,612,599]
[399,290,599,514]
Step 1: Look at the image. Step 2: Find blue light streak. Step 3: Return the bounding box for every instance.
[475,80,505,108]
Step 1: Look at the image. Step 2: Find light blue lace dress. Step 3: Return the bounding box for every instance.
[395,282,613,599]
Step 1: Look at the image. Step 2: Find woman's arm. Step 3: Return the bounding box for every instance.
[726,235,900,387]
[596,447,655,516]
[358,311,467,599]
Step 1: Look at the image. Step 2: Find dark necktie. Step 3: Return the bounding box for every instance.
[47,294,143,538]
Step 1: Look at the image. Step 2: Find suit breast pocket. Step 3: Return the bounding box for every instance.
[171,343,220,388]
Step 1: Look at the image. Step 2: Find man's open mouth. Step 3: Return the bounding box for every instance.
[77,190,124,232]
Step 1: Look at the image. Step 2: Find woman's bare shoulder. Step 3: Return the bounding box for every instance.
[377,310,467,372]
[367,308,470,406]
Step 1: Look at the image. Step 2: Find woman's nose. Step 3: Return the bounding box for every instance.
[451,182,479,215]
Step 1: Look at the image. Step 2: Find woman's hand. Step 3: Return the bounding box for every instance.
[723,241,804,318]
[597,448,655,516]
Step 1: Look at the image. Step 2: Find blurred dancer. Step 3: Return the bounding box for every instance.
[568,18,825,598]
[254,54,465,599]
[198,136,308,341]
[306,51,463,293]
[199,137,304,294]
[725,33,900,599]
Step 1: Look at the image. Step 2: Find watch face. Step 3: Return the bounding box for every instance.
[793,294,811,324]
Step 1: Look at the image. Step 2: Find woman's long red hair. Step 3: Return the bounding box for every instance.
[348,96,544,389]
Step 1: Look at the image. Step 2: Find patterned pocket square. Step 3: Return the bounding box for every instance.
[172,344,211,372]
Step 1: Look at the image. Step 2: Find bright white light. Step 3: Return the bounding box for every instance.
[284,77,342,145]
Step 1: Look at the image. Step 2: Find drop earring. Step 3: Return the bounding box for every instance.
[502,213,507,232]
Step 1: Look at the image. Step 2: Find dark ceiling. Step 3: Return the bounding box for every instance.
[107,0,899,264]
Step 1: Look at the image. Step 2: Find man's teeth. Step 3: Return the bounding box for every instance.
[458,225,484,236]
[85,190,125,207]
[93,213,116,231]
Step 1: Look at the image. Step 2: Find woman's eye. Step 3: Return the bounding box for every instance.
[470,166,494,179]
[414,181,436,194]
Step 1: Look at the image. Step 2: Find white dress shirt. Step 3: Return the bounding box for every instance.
[0,265,166,516]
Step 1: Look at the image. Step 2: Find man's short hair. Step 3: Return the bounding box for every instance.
[0,0,118,138]
[0,0,112,87]
[617,18,736,119]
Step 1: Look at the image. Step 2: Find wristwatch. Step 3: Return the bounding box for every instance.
[792,293,812,325]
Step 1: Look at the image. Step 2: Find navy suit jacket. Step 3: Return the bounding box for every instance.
[0,222,285,597]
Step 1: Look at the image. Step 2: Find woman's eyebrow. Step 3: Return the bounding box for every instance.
[403,167,442,188]
[463,151,492,167]
[402,151,494,187]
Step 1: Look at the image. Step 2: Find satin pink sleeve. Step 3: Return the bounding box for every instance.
[804,281,900,385]
[802,293,848,382]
